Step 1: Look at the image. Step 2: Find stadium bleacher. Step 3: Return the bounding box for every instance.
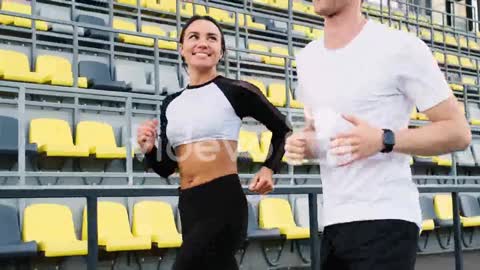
[0,0,480,269]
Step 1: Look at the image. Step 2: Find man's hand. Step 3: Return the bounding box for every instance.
[330,114,384,166]
[285,132,308,165]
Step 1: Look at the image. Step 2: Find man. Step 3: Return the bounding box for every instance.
[285,0,471,269]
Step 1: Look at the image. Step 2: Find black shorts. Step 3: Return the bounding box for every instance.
[173,174,248,270]
[321,219,419,270]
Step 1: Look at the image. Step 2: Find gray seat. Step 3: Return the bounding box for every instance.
[459,194,480,217]
[246,201,282,241]
[0,116,37,155]
[0,205,37,259]
[39,6,85,36]
[266,20,288,33]
[79,61,129,91]
[76,15,110,40]
[159,64,180,94]
[467,102,480,121]
[115,62,154,94]
[455,146,475,167]
[294,197,324,232]
[420,195,442,226]
[471,143,480,166]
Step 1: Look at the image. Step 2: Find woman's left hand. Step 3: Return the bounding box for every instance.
[249,167,274,195]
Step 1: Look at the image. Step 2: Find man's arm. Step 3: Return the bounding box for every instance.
[394,96,471,156]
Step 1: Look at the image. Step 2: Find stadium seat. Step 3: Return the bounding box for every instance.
[0,116,37,156]
[247,43,269,63]
[433,51,445,64]
[445,33,458,47]
[0,49,50,84]
[181,2,207,17]
[38,5,83,36]
[0,204,37,259]
[82,201,151,252]
[159,64,180,94]
[462,76,476,86]
[29,118,89,157]
[132,201,182,248]
[113,18,153,46]
[115,62,154,93]
[141,25,177,50]
[309,28,324,39]
[460,57,476,70]
[433,154,453,167]
[268,83,287,107]
[419,196,436,232]
[76,15,109,40]
[268,47,288,66]
[208,7,234,24]
[76,121,128,159]
[434,194,455,228]
[289,89,304,108]
[259,198,310,240]
[238,15,266,30]
[293,24,311,38]
[265,20,288,33]
[446,54,460,66]
[238,130,266,163]
[0,1,48,31]
[246,201,282,241]
[292,1,308,13]
[294,197,324,232]
[459,195,480,228]
[455,146,475,167]
[78,61,129,91]
[23,204,87,257]
[467,102,480,125]
[36,55,88,88]
[419,28,432,40]
[245,79,267,96]
[261,131,290,164]
[142,0,176,13]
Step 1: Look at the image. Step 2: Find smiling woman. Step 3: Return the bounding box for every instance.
[136,15,292,270]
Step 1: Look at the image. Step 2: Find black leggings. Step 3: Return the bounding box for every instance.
[173,174,248,270]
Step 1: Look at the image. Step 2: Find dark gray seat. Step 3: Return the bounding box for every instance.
[247,201,282,241]
[0,116,37,155]
[79,61,129,91]
[455,146,475,167]
[460,195,480,217]
[76,15,110,40]
[0,205,37,259]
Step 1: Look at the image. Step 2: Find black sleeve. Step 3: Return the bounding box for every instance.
[143,93,179,178]
[232,80,292,173]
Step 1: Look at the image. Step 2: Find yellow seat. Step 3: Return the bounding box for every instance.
[417,112,429,121]
[238,14,266,30]
[267,47,288,66]
[463,77,476,86]
[434,194,455,221]
[422,219,435,231]
[181,3,207,17]
[460,57,475,69]
[141,25,177,50]
[29,118,89,157]
[23,204,87,257]
[117,0,137,5]
[261,131,290,163]
[445,34,458,47]
[289,90,303,109]
[208,7,234,24]
[293,24,311,38]
[410,107,418,120]
[238,130,266,162]
[245,79,267,96]
[433,155,452,167]
[462,216,480,227]
[143,0,176,13]
[292,1,308,13]
[268,83,287,107]
[113,18,153,47]
[132,201,182,248]
[0,49,49,84]
[0,1,48,31]
[459,36,469,49]
[36,55,88,88]
[271,0,288,9]
[76,121,128,159]
[468,40,480,51]
[259,198,310,240]
[82,201,151,252]
[309,28,324,39]
[248,43,269,63]
[419,28,432,40]
[446,54,460,66]
[450,83,464,92]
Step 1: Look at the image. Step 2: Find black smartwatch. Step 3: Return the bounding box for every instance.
[381,129,395,153]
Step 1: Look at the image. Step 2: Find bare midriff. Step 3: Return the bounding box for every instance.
[175,140,238,190]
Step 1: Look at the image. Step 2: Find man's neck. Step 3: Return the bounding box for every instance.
[324,3,367,50]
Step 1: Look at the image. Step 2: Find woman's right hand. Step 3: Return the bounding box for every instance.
[137,119,159,154]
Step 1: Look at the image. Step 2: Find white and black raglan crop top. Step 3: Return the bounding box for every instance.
[144,75,292,178]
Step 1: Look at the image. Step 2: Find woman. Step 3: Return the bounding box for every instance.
[137,15,292,270]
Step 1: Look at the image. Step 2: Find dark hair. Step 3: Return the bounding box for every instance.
[179,15,226,63]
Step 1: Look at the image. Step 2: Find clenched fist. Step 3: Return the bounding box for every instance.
[137,119,159,154]
[284,132,307,165]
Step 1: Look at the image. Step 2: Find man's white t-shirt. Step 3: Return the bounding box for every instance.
[295,20,452,229]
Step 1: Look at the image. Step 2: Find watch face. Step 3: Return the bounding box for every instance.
[384,130,395,145]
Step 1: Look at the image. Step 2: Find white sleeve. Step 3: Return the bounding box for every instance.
[397,35,452,112]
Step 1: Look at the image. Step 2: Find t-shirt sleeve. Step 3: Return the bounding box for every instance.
[397,35,452,112]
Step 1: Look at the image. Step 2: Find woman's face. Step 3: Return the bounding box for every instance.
[180,19,223,72]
